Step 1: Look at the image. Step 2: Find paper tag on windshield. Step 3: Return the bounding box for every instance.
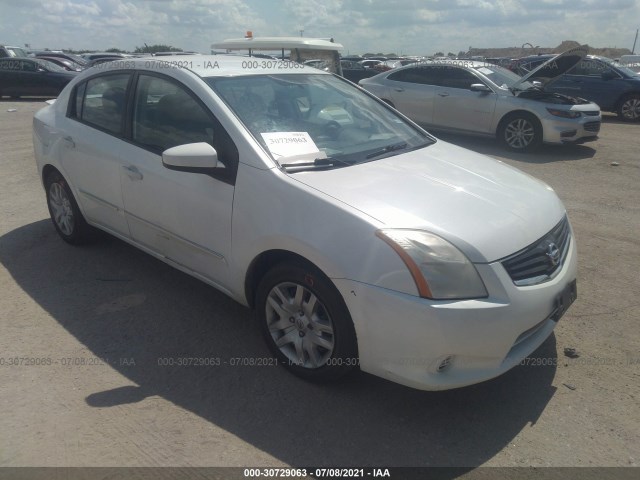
[260,132,320,159]
[477,67,493,75]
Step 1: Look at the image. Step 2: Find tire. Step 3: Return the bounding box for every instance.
[255,262,358,381]
[44,170,93,245]
[498,112,542,152]
[617,94,640,122]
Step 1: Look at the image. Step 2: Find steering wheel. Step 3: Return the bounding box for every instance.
[323,120,341,140]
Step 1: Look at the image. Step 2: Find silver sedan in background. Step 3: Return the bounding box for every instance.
[360,46,602,151]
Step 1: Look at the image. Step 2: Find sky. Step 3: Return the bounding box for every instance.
[1,0,639,56]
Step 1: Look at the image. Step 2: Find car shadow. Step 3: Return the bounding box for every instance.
[0,220,560,471]
[432,132,597,164]
[600,113,637,125]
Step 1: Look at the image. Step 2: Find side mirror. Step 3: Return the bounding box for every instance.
[601,70,617,81]
[162,142,220,174]
[470,83,492,93]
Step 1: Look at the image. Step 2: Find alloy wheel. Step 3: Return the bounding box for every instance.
[48,182,75,236]
[621,98,640,121]
[504,118,535,149]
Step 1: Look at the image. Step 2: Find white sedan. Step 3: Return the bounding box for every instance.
[33,55,577,390]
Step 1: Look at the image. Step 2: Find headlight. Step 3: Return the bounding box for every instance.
[546,108,581,119]
[376,229,488,300]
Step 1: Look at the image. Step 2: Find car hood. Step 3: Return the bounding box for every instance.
[512,45,588,89]
[291,141,566,263]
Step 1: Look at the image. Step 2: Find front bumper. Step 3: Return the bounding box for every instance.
[334,236,577,391]
[541,114,601,145]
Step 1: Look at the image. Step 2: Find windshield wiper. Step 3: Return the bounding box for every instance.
[365,142,408,159]
[280,157,353,172]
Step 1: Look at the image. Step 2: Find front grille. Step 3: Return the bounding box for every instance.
[502,217,571,285]
[583,111,600,116]
[584,121,601,132]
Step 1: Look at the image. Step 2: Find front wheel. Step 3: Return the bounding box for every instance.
[498,113,542,152]
[617,94,640,122]
[256,262,358,381]
[45,170,93,244]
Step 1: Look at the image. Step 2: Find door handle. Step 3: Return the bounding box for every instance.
[62,136,75,148]
[394,87,405,92]
[123,165,143,181]
[437,92,449,97]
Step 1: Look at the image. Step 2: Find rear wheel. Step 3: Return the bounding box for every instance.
[498,113,542,152]
[45,170,93,244]
[256,262,358,381]
[617,94,640,122]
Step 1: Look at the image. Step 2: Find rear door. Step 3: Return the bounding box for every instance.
[0,59,24,96]
[60,72,133,237]
[385,66,438,124]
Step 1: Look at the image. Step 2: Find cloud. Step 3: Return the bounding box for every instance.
[0,0,638,55]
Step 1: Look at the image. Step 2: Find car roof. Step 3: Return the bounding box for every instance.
[88,55,323,77]
[392,60,489,70]
[212,37,343,51]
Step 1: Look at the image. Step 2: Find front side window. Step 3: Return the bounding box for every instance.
[570,59,615,77]
[132,74,238,179]
[80,74,131,134]
[207,73,433,169]
[132,75,213,152]
[436,67,479,89]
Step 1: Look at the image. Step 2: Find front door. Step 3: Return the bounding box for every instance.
[432,66,497,134]
[119,73,238,288]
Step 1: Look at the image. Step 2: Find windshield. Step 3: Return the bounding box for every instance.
[66,53,87,65]
[473,64,534,90]
[207,73,433,168]
[7,47,28,57]
[613,64,640,77]
[35,59,68,73]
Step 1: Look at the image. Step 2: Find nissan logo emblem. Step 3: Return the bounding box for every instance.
[546,242,561,267]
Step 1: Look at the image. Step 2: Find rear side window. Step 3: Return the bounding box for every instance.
[0,59,22,71]
[79,74,131,134]
[388,66,439,85]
